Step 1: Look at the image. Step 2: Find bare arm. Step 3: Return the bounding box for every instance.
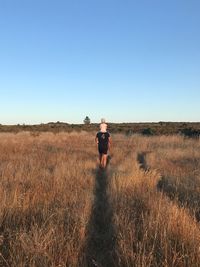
[108,136,111,150]
[95,136,98,145]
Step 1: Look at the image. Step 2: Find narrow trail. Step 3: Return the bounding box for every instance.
[137,152,150,171]
[137,151,200,222]
[85,168,118,267]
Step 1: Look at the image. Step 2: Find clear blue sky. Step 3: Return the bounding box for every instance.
[0,0,200,124]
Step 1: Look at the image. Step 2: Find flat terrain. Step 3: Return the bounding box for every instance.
[0,132,200,267]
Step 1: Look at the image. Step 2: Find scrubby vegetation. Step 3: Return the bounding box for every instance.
[0,122,200,137]
[0,132,200,266]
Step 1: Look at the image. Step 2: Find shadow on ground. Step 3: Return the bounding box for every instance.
[157,176,200,222]
[84,168,118,267]
[137,151,200,222]
[137,152,150,171]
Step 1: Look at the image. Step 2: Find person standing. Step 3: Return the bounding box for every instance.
[95,119,111,169]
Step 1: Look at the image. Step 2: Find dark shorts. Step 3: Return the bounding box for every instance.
[98,145,108,155]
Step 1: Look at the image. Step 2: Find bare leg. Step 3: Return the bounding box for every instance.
[99,154,103,168]
[101,154,107,169]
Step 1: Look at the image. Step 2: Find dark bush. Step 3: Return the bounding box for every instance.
[181,128,200,138]
[141,128,155,136]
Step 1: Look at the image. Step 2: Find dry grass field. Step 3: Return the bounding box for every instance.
[0,132,200,267]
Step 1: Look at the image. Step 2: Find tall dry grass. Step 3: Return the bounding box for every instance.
[109,134,200,266]
[0,132,96,267]
[0,132,200,266]
[144,135,200,219]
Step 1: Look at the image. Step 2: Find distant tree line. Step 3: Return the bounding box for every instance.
[0,121,200,138]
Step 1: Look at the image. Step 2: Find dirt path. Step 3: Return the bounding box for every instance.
[85,168,118,267]
[137,151,200,222]
[137,152,150,171]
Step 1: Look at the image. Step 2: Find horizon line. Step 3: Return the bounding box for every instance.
[1,121,200,126]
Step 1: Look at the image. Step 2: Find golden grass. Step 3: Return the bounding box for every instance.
[0,132,96,266]
[0,132,200,266]
[110,135,200,266]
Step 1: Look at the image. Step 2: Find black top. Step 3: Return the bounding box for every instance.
[96,132,110,147]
